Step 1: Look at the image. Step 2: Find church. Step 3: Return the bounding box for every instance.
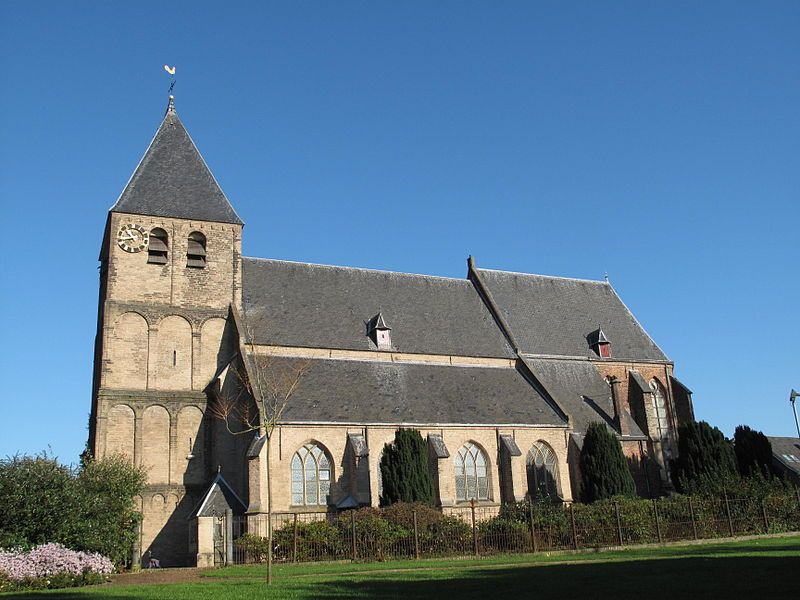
[88,97,695,566]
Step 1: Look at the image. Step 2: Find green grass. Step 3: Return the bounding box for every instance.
[6,535,799,599]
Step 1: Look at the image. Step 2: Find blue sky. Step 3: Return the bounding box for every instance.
[1,1,798,464]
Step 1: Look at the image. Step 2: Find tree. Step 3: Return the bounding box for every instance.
[0,452,145,565]
[579,422,636,503]
[734,425,774,479]
[75,454,147,565]
[379,429,434,506]
[209,332,310,585]
[670,420,737,494]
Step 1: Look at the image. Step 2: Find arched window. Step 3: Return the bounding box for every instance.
[454,442,490,502]
[649,379,674,462]
[649,379,670,442]
[187,231,206,268]
[148,228,168,265]
[527,442,560,500]
[291,443,331,506]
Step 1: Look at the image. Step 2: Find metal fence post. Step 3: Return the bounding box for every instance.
[570,504,578,550]
[688,496,698,540]
[653,499,662,544]
[614,501,623,547]
[351,510,357,562]
[724,492,734,537]
[471,500,479,557]
[292,513,299,563]
[761,498,769,534]
[529,499,538,553]
[413,510,420,560]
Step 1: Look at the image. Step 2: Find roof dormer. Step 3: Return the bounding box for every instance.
[587,327,611,358]
[368,312,392,350]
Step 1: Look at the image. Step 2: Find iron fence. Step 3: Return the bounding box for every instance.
[227,492,800,565]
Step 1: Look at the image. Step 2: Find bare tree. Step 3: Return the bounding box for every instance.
[209,332,310,584]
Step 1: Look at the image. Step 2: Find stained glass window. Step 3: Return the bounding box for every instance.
[455,443,490,502]
[650,380,672,455]
[526,442,560,500]
[290,443,331,506]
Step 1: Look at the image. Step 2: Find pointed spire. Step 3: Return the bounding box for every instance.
[110,102,243,225]
[372,312,391,331]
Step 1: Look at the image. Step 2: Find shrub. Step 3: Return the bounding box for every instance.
[382,501,443,530]
[579,423,636,502]
[0,453,145,567]
[380,429,435,506]
[734,425,774,479]
[477,517,529,553]
[0,543,113,591]
[671,421,737,494]
[236,533,271,563]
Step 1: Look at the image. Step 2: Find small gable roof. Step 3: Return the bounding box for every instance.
[241,258,515,358]
[111,103,243,225]
[523,357,645,439]
[191,473,247,518]
[475,268,668,362]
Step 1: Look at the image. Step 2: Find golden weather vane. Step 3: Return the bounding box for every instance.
[164,64,177,96]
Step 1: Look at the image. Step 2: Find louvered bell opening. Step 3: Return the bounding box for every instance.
[149,236,168,252]
[187,254,206,268]
[187,239,206,256]
[147,251,168,265]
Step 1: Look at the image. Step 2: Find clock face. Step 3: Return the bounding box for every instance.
[117,224,149,253]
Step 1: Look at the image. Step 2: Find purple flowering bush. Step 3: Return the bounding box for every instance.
[0,543,114,591]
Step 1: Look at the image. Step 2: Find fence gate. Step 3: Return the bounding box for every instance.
[213,515,227,566]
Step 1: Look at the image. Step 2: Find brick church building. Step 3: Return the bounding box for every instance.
[89,98,695,566]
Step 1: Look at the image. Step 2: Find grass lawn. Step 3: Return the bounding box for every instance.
[6,535,799,599]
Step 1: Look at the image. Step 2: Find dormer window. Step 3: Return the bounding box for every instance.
[368,313,392,350]
[186,231,206,268]
[147,228,169,265]
[588,327,611,358]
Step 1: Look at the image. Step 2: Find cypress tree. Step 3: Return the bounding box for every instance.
[579,422,637,503]
[734,425,774,478]
[671,420,737,493]
[379,428,434,505]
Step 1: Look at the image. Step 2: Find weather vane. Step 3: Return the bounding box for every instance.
[164,64,176,96]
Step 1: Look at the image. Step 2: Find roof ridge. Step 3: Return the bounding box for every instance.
[242,256,470,283]
[476,266,609,285]
[604,280,671,362]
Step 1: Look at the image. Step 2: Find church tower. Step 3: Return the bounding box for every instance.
[89,97,244,566]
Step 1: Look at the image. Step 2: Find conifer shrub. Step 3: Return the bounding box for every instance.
[379,429,435,505]
[670,420,737,494]
[733,425,774,479]
[579,422,636,502]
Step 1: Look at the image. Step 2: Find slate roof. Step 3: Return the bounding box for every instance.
[522,357,645,438]
[475,268,668,362]
[191,474,247,518]
[241,258,515,358]
[768,436,800,477]
[260,356,565,426]
[629,369,652,395]
[110,103,243,225]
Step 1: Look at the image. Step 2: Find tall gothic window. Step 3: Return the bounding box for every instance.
[526,442,560,500]
[291,443,331,506]
[650,380,672,454]
[186,231,207,268]
[454,442,489,502]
